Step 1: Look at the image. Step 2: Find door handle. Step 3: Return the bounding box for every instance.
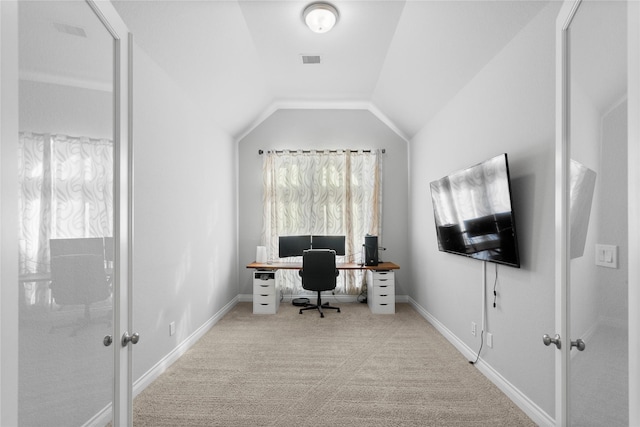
[571,338,586,351]
[121,331,140,347]
[103,335,113,347]
[543,333,561,349]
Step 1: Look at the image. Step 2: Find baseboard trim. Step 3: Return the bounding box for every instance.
[132,296,240,398]
[81,403,110,427]
[408,297,554,427]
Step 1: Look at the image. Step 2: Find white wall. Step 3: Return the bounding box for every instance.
[408,2,561,420]
[131,45,238,382]
[237,109,409,297]
[19,80,112,139]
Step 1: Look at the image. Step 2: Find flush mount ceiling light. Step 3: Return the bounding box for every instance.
[303,3,339,34]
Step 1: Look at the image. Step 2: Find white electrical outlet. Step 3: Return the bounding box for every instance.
[169,321,176,336]
[487,332,493,348]
[471,322,477,336]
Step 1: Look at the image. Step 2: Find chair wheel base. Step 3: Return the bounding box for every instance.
[299,301,340,317]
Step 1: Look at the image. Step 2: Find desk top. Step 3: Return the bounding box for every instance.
[247,261,399,271]
[18,272,52,283]
[19,267,113,283]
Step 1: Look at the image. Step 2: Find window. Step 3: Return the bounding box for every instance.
[262,149,382,294]
[18,132,113,305]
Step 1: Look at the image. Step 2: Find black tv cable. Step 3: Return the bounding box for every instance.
[493,263,498,308]
[469,330,484,365]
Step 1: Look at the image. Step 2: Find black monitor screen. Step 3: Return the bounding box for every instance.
[278,235,311,258]
[311,235,345,256]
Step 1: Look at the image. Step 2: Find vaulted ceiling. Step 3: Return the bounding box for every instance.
[109,1,552,141]
[19,1,548,141]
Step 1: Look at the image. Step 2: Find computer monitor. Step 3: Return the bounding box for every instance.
[278,235,311,258]
[311,235,346,256]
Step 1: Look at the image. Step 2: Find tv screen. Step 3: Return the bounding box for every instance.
[278,235,311,258]
[429,154,520,268]
[311,235,346,256]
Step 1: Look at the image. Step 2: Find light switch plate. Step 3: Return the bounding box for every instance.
[595,244,617,269]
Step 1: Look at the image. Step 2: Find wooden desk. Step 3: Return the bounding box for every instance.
[246,261,400,271]
[19,267,113,283]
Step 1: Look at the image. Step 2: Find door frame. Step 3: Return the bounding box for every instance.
[556,0,639,425]
[629,0,640,425]
[85,1,134,425]
[554,2,575,425]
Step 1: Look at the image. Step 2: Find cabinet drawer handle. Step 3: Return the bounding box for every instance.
[380,294,387,297]
[380,303,388,306]
[379,285,387,288]
[260,303,269,306]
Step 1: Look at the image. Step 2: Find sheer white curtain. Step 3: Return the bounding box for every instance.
[18,132,113,304]
[262,149,382,295]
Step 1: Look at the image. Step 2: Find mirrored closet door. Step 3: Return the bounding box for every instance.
[556,0,630,425]
[16,1,131,425]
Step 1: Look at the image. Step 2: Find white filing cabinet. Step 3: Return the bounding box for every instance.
[367,270,395,314]
[253,271,280,314]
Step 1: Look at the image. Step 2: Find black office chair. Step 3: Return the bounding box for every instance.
[298,249,340,318]
[49,239,112,335]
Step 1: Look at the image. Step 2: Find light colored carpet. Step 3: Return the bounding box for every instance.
[132,302,536,426]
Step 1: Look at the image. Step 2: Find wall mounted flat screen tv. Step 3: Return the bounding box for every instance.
[429,153,520,268]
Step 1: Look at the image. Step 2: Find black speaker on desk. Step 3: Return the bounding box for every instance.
[364,235,378,266]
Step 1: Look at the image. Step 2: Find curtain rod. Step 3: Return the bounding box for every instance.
[258,148,385,155]
[19,131,113,144]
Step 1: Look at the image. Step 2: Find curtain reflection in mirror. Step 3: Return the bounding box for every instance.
[19,132,113,306]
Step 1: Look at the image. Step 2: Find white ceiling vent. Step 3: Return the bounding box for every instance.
[53,22,87,38]
[301,55,321,64]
